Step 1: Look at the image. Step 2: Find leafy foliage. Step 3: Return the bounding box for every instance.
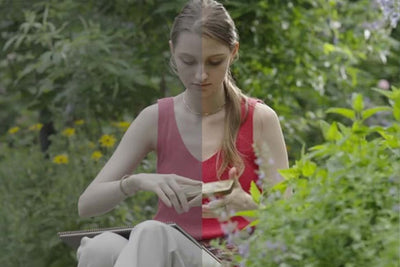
[0,120,157,266]
[231,89,399,266]
[0,0,399,266]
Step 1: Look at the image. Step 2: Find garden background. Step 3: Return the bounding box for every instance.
[0,0,399,266]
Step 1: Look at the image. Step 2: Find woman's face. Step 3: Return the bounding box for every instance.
[170,32,238,98]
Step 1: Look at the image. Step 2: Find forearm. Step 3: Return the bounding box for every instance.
[78,174,142,218]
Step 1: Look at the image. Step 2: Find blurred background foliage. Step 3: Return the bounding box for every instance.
[0,0,398,266]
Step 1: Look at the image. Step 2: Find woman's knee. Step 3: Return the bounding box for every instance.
[132,220,168,233]
[130,220,171,240]
[77,232,127,267]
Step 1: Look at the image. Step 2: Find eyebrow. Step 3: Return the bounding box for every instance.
[178,53,226,58]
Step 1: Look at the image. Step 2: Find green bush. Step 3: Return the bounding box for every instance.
[227,88,399,266]
[0,120,157,266]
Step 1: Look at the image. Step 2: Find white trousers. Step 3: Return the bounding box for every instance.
[76,220,221,267]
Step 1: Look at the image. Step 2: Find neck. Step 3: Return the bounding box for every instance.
[183,87,226,116]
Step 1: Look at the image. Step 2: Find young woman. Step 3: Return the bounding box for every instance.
[76,0,289,266]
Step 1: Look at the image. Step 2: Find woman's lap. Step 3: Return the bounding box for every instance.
[76,220,221,267]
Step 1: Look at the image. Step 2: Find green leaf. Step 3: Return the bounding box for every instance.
[328,122,342,141]
[250,180,261,204]
[378,131,400,148]
[352,93,364,113]
[372,87,393,99]
[347,67,359,87]
[278,168,299,180]
[272,181,288,194]
[235,210,258,218]
[246,219,260,228]
[352,121,367,135]
[309,144,327,151]
[301,160,317,177]
[323,43,336,54]
[326,108,355,120]
[361,106,392,120]
[394,102,400,121]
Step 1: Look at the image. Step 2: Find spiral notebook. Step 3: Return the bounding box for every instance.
[58,223,221,264]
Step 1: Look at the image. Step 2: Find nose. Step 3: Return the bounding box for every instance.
[195,64,208,82]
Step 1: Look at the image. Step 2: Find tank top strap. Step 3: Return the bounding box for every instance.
[156,97,176,161]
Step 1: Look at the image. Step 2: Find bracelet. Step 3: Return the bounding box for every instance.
[119,174,130,197]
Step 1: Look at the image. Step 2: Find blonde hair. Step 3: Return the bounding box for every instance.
[170,0,249,179]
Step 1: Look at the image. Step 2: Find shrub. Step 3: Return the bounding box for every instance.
[0,120,157,266]
[227,88,399,267]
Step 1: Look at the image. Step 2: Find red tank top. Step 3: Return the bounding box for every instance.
[154,97,261,240]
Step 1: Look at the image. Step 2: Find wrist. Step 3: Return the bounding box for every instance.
[121,174,142,196]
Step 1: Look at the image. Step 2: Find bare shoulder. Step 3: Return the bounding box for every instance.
[124,102,158,151]
[253,101,279,125]
[138,102,158,122]
[252,101,283,145]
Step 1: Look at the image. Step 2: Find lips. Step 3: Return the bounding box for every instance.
[193,83,211,87]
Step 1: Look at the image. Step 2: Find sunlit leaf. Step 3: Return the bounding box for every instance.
[326,108,356,120]
[352,93,364,113]
[250,180,261,204]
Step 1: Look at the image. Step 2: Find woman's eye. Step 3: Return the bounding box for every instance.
[182,60,195,65]
[209,61,222,66]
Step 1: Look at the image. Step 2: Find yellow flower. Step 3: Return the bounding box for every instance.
[28,123,43,131]
[74,119,85,125]
[62,128,75,137]
[52,154,69,164]
[8,126,20,135]
[113,121,130,131]
[91,150,103,161]
[99,134,116,148]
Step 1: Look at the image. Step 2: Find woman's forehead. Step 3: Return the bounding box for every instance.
[174,32,230,57]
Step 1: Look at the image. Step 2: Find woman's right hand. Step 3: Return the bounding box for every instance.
[129,173,202,214]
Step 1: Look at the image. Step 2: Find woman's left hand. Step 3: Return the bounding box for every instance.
[202,167,258,220]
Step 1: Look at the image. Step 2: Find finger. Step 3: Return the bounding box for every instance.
[168,179,189,212]
[202,204,225,219]
[160,183,183,214]
[188,194,202,208]
[155,188,172,208]
[229,167,244,190]
[183,184,201,198]
[229,167,238,180]
[175,176,202,185]
[207,198,226,209]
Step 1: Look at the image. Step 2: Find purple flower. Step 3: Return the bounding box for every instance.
[221,221,238,235]
[265,240,287,251]
[378,79,390,90]
[377,0,400,28]
[238,243,250,257]
[265,240,279,250]
[268,158,275,166]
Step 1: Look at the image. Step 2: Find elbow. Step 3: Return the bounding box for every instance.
[78,194,92,218]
